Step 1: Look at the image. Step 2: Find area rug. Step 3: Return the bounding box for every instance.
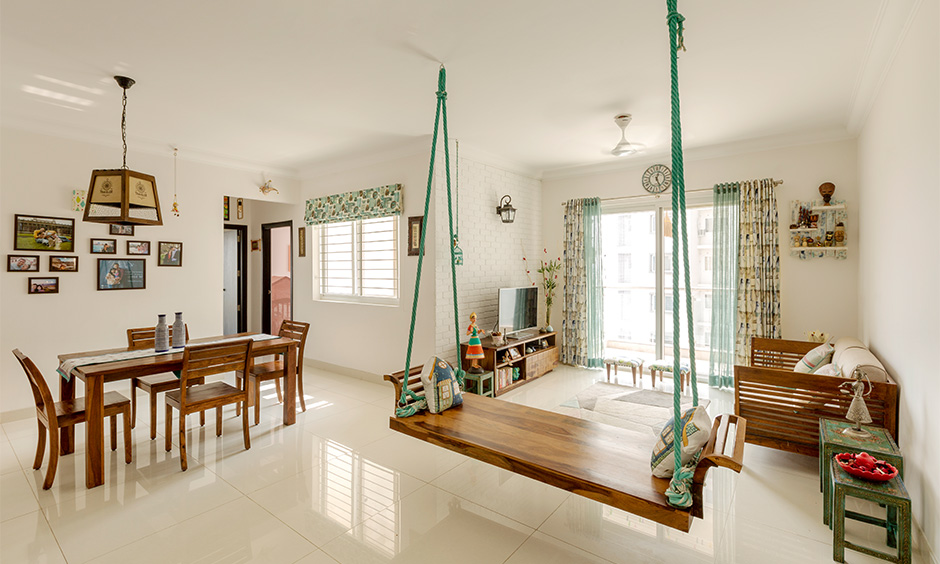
[556,382,709,437]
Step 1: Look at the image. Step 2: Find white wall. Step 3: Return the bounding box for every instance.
[293,151,436,381]
[433,151,542,364]
[541,138,860,346]
[858,0,940,557]
[0,128,298,418]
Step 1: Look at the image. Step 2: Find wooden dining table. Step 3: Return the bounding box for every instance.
[57,333,297,488]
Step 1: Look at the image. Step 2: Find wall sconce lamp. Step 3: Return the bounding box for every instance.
[496,195,516,224]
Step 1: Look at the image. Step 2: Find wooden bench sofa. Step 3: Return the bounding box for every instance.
[734,338,899,457]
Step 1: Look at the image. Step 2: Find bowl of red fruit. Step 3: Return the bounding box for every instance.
[835,452,898,482]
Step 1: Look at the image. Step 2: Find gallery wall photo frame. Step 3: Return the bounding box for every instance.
[49,256,78,272]
[298,226,306,257]
[223,196,230,221]
[8,255,40,272]
[157,241,183,266]
[14,214,75,252]
[109,224,135,236]
[90,238,117,254]
[127,241,151,255]
[407,216,423,256]
[28,277,59,294]
[97,259,146,290]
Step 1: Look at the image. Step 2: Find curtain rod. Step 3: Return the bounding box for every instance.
[560,179,784,206]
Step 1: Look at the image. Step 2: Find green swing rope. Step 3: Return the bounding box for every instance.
[397,66,465,418]
[665,0,700,508]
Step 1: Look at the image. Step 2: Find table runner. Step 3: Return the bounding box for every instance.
[57,334,279,381]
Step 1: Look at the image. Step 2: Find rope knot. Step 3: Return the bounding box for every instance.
[436,89,448,101]
[667,11,687,52]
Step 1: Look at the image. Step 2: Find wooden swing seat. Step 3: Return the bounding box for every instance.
[385,366,747,532]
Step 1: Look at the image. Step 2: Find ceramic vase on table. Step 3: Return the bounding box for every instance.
[155,314,170,352]
[172,312,185,348]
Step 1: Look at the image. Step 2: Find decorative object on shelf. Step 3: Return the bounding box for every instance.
[491,331,505,346]
[49,256,78,272]
[172,312,186,348]
[171,148,180,217]
[835,452,899,482]
[789,199,848,260]
[90,238,117,254]
[223,196,230,221]
[642,164,672,195]
[157,241,183,267]
[28,277,58,294]
[14,214,75,252]
[407,216,423,256]
[806,331,830,343]
[496,195,516,224]
[512,367,520,381]
[298,226,306,257]
[523,248,562,332]
[452,139,464,266]
[127,241,150,255]
[259,179,279,195]
[507,347,522,360]
[819,182,836,205]
[525,346,535,354]
[109,224,134,236]
[154,314,169,352]
[237,198,244,220]
[610,114,643,156]
[8,255,39,272]
[84,76,162,226]
[97,259,146,290]
[72,190,87,212]
[465,312,485,374]
[839,368,873,439]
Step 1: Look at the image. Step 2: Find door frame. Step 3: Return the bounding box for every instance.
[224,224,248,333]
[261,220,293,334]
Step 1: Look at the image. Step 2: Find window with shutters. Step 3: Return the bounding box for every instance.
[315,216,399,305]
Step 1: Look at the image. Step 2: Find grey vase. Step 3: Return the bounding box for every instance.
[172,312,185,348]
[154,314,169,352]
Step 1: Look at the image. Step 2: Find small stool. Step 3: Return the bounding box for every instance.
[648,360,691,392]
[830,459,911,563]
[603,357,643,386]
[464,371,494,397]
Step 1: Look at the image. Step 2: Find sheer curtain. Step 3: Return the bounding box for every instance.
[709,183,739,389]
[562,197,604,368]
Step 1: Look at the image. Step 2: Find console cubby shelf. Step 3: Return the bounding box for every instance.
[460,331,558,396]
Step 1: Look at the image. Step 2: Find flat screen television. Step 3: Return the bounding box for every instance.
[498,286,539,335]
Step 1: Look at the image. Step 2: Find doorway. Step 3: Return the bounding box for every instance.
[262,220,293,335]
[223,224,248,334]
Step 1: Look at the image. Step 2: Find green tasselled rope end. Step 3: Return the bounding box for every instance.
[667,10,686,52]
[665,451,700,508]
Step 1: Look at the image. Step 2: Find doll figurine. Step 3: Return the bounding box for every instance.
[840,368,873,439]
[465,312,486,374]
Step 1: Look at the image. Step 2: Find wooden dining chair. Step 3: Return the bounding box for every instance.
[164,339,252,471]
[127,324,205,439]
[235,320,309,425]
[13,349,132,489]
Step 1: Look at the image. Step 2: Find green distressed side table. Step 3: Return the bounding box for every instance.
[464,371,494,397]
[830,459,911,564]
[819,418,903,535]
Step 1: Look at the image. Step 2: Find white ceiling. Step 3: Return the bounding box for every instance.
[0,1,913,177]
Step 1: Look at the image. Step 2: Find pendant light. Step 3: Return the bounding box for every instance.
[610,114,643,157]
[84,76,163,226]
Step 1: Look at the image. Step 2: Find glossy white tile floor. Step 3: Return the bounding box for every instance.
[0,364,931,564]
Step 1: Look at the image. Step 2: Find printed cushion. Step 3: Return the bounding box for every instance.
[794,343,834,373]
[648,359,690,374]
[650,405,711,478]
[419,356,463,414]
[813,363,840,377]
[604,357,642,368]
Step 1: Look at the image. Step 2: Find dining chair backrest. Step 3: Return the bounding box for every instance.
[127,324,190,350]
[12,349,57,426]
[278,320,310,376]
[178,339,253,398]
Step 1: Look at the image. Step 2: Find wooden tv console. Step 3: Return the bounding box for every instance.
[460,331,558,396]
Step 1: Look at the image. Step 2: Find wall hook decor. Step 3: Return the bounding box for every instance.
[260,179,279,195]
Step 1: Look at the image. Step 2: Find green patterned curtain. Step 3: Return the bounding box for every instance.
[709,183,739,388]
[561,197,604,368]
[583,198,604,368]
[304,184,402,225]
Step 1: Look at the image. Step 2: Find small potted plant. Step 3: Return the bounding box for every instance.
[524,248,562,333]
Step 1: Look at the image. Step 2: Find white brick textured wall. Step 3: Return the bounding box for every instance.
[433,151,543,364]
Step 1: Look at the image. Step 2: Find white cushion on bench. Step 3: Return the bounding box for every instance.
[837,347,888,383]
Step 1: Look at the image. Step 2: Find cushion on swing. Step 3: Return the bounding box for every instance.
[794,342,834,373]
[419,356,463,414]
[813,363,840,377]
[650,405,711,478]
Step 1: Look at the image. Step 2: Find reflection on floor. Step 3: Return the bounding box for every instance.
[0,363,930,563]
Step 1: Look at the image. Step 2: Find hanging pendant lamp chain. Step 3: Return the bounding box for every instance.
[121,86,128,170]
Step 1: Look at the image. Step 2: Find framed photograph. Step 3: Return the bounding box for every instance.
[407,216,423,256]
[251,239,260,252]
[237,198,244,220]
[223,196,230,221]
[97,259,146,290]
[28,277,59,294]
[109,224,135,236]
[127,241,150,255]
[508,347,522,360]
[298,227,306,257]
[90,238,117,254]
[8,255,40,272]
[14,214,75,252]
[157,241,183,266]
[49,256,78,272]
